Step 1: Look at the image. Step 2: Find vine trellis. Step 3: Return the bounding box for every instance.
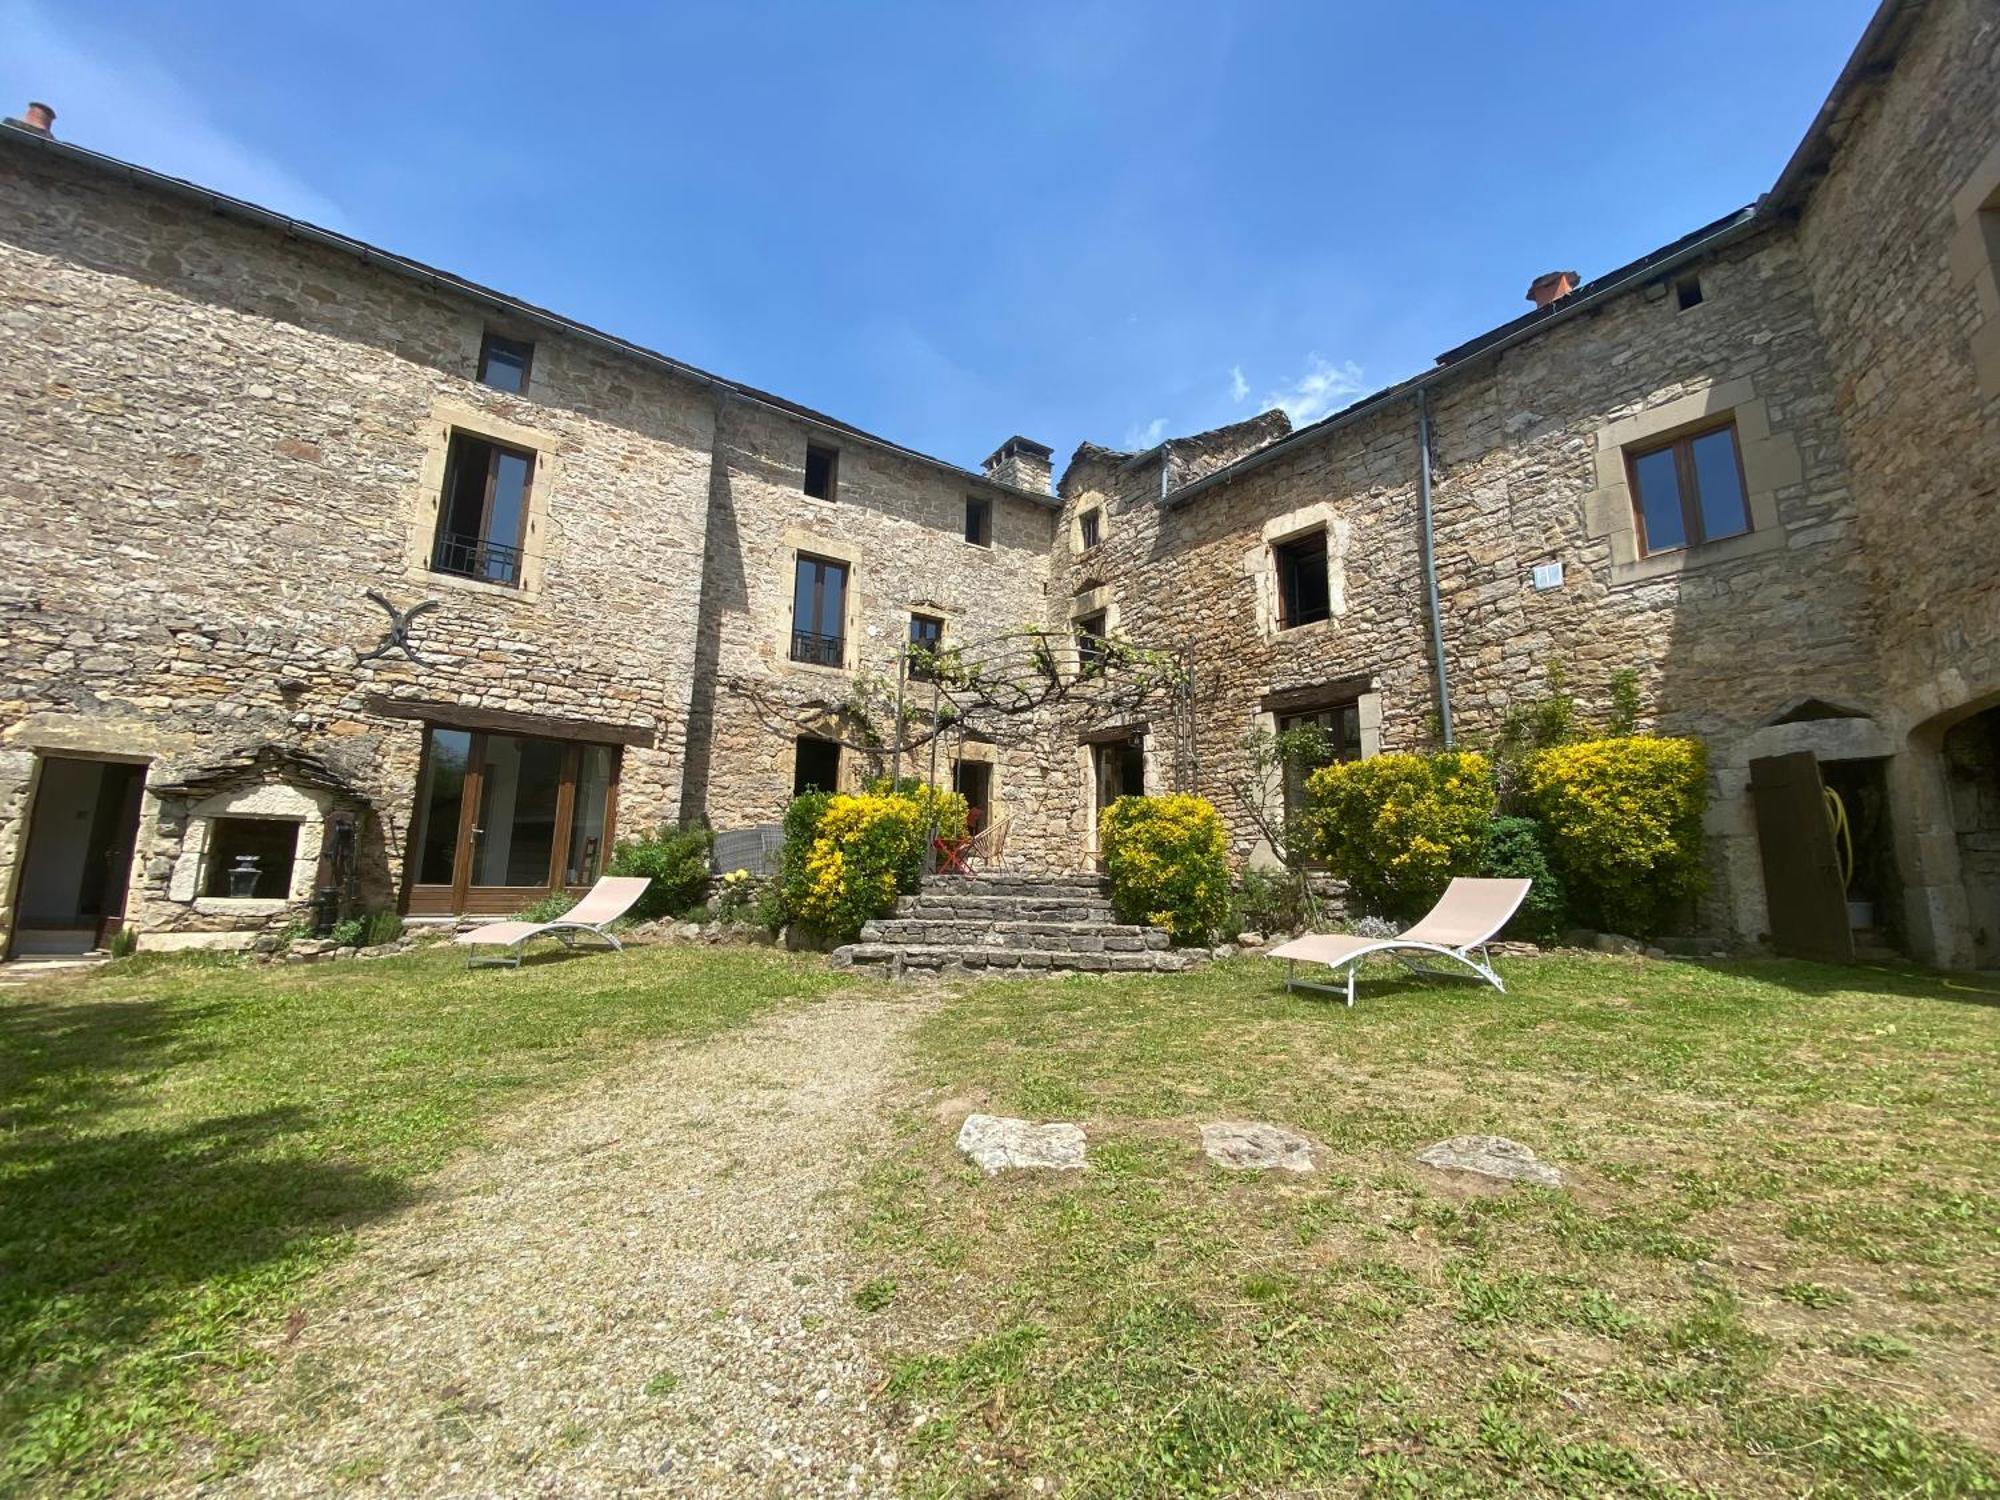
[719,623,1202,793]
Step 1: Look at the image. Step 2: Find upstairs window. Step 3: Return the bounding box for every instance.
[1078,507,1102,549]
[1675,275,1704,311]
[908,613,944,679]
[1628,422,1750,555]
[1075,611,1108,678]
[804,442,839,501]
[965,495,992,546]
[433,432,535,587]
[477,332,534,394]
[790,554,849,667]
[1274,529,1331,629]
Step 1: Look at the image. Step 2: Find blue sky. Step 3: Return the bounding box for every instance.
[5,0,1877,470]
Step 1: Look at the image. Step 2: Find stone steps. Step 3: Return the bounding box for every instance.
[834,870,1196,978]
[860,918,1171,953]
[838,942,1197,976]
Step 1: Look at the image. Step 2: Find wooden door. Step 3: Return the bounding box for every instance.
[1749,752,1855,963]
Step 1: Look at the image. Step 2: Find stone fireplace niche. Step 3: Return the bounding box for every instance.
[147,744,370,944]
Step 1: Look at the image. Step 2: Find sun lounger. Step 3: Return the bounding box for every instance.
[454,875,651,968]
[1267,877,1531,1006]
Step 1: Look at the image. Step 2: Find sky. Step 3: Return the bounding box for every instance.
[3,0,1879,471]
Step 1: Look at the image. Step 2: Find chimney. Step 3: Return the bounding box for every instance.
[982,435,1054,495]
[5,100,56,136]
[1527,270,1580,309]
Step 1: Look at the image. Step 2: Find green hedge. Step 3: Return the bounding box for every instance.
[1479,816,1567,945]
[609,822,714,921]
[1305,751,1496,920]
[1099,794,1231,946]
[1521,736,1707,938]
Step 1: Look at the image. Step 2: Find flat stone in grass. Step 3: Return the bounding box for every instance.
[956,1114,1086,1174]
[1200,1121,1316,1173]
[1416,1134,1563,1188]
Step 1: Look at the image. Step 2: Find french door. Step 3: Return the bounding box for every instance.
[404,727,621,915]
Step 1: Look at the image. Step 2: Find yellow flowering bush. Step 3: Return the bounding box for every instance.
[1305,751,1496,919]
[1522,736,1706,938]
[1099,794,1231,945]
[776,784,968,943]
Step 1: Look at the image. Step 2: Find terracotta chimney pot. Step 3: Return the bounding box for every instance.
[23,101,55,134]
[1527,270,1580,309]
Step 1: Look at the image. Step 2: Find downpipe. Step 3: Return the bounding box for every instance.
[1416,388,1454,747]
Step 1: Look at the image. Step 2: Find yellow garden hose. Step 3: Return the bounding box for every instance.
[1824,786,1855,893]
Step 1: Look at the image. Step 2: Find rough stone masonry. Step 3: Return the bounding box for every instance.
[0,0,1995,966]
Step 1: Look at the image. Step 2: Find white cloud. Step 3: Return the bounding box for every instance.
[1228,365,1249,403]
[1123,416,1168,450]
[0,0,351,231]
[1262,354,1366,427]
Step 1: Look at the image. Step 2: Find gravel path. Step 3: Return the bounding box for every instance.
[189,989,931,1499]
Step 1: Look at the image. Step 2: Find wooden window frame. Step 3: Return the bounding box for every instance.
[1625,419,1752,557]
[477,332,535,393]
[804,442,840,502]
[790,553,850,667]
[964,495,992,547]
[403,729,622,915]
[908,612,944,680]
[1078,507,1102,549]
[434,431,536,586]
[1275,699,1362,841]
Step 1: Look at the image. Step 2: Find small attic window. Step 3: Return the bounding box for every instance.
[1675,275,1704,311]
[804,443,839,501]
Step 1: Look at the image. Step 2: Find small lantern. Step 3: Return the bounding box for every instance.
[227,853,261,899]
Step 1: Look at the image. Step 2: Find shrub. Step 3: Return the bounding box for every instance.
[1305,750,1496,919]
[867,776,970,842]
[1232,865,1307,938]
[107,926,138,959]
[779,787,966,943]
[1099,793,1231,946]
[1479,816,1567,945]
[1521,736,1707,938]
[608,822,714,920]
[358,908,403,946]
[515,889,578,924]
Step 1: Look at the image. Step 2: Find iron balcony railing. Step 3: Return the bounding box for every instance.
[790,629,846,668]
[432,531,524,587]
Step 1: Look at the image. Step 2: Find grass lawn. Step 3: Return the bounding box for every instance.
[855,956,2000,1498]
[0,942,844,1497]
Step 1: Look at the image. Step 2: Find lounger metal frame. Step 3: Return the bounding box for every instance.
[1281,940,1505,1007]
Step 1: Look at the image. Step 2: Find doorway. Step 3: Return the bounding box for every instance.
[1088,734,1146,860]
[404,727,621,915]
[10,756,146,957]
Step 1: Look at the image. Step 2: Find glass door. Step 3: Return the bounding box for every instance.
[404,728,620,915]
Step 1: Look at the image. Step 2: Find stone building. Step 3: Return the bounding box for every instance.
[1,0,1995,966]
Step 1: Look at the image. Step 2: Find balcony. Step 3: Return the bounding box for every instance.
[431,531,523,588]
[790,629,846,668]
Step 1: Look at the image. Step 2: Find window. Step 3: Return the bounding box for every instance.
[964,495,992,547]
[203,817,299,899]
[908,613,944,679]
[804,442,839,501]
[790,554,849,667]
[1075,611,1108,678]
[1274,529,1331,629]
[1277,702,1362,828]
[1627,422,1750,555]
[432,431,535,586]
[1079,507,1102,549]
[1675,275,1704,312]
[477,332,534,393]
[793,736,841,795]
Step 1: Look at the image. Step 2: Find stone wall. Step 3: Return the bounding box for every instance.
[1073,226,1875,942]
[1789,0,2000,963]
[684,395,1067,863]
[0,147,715,947]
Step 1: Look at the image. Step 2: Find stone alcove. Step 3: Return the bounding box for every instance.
[147,745,370,939]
